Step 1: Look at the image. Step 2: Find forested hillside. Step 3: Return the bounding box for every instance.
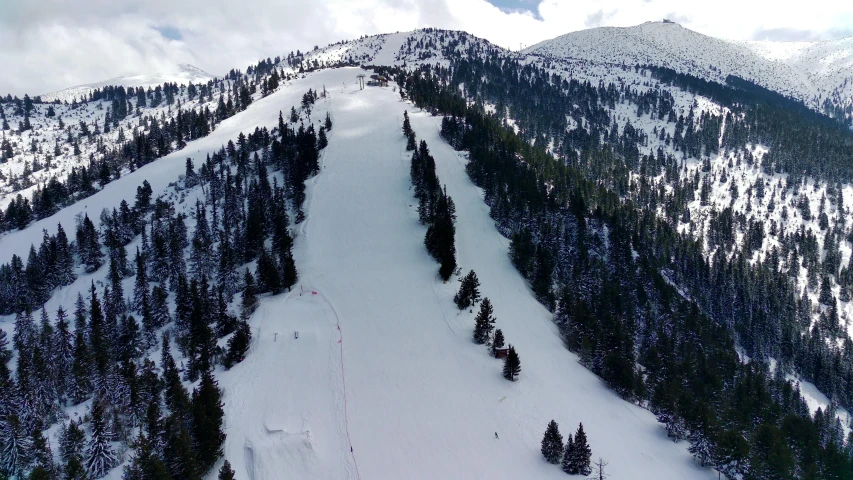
[394,61,853,477]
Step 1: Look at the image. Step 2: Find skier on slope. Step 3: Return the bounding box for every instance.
[495,432,499,439]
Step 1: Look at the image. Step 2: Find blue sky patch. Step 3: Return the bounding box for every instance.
[485,0,541,19]
[154,25,183,41]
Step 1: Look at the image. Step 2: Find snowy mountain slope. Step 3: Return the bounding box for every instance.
[740,37,853,111]
[214,68,714,480]
[523,21,853,115]
[40,64,215,103]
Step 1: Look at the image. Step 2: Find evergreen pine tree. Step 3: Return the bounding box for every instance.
[63,455,86,480]
[71,327,92,403]
[224,321,251,369]
[74,293,87,333]
[492,329,505,357]
[163,420,200,480]
[52,306,74,400]
[150,286,171,330]
[133,248,148,313]
[454,270,481,310]
[279,252,298,292]
[473,298,495,344]
[141,293,156,349]
[29,422,55,476]
[13,308,36,353]
[255,247,281,295]
[85,400,117,479]
[77,214,103,273]
[561,433,574,474]
[186,280,215,381]
[55,223,76,286]
[87,284,110,377]
[241,270,258,320]
[189,202,214,280]
[0,329,10,365]
[161,334,191,419]
[118,315,142,362]
[0,413,31,479]
[191,370,225,472]
[217,225,239,298]
[317,127,328,149]
[402,110,412,137]
[502,345,521,381]
[58,420,85,464]
[568,423,592,475]
[218,460,235,480]
[122,433,168,480]
[541,420,564,464]
[819,276,834,305]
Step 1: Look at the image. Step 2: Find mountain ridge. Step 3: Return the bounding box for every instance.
[39,63,215,103]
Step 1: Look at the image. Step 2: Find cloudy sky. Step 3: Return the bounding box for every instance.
[1,0,852,96]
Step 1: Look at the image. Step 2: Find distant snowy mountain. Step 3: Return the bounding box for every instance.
[286,24,852,123]
[523,21,853,118]
[290,29,503,71]
[40,63,215,103]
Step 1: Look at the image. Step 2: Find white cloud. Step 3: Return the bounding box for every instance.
[0,0,851,96]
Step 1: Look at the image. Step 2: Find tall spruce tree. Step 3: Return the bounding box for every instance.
[191,370,225,473]
[70,326,92,403]
[85,400,117,479]
[561,433,574,474]
[567,423,591,475]
[59,420,85,465]
[454,270,481,310]
[541,420,564,464]
[52,306,74,400]
[240,270,258,320]
[55,223,76,286]
[77,214,104,273]
[473,298,495,344]
[492,329,505,357]
[224,321,251,369]
[133,247,148,313]
[502,345,521,381]
[163,419,200,480]
[0,413,30,479]
[218,460,235,480]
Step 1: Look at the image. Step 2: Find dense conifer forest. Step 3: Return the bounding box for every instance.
[0,89,326,478]
[392,63,853,478]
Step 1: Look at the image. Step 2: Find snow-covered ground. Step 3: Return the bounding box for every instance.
[213,67,713,479]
